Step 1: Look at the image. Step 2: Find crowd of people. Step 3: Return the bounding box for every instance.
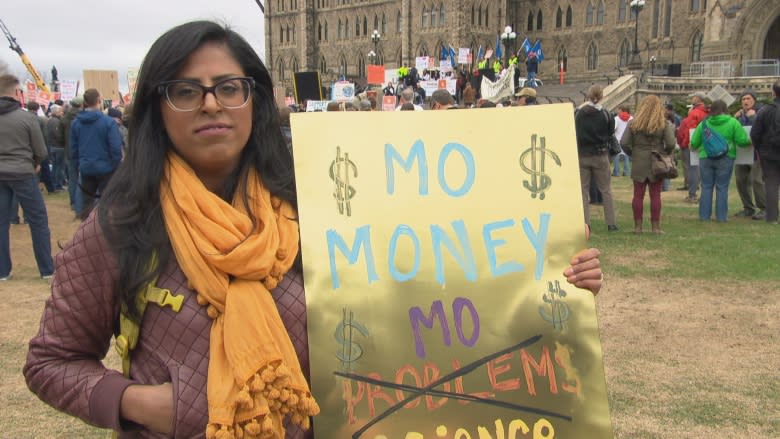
[577,83,780,233]
[1,21,606,439]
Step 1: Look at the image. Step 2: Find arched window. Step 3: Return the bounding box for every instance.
[292,23,296,42]
[339,55,348,77]
[691,30,703,61]
[440,3,445,26]
[318,22,322,41]
[358,55,365,78]
[587,42,599,70]
[652,0,662,38]
[345,19,350,38]
[279,25,284,43]
[382,14,387,34]
[664,0,672,36]
[596,1,605,25]
[557,46,568,71]
[536,10,543,30]
[690,0,700,13]
[619,0,627,22]
[566,6,573,27]
[363,16,367,35]
[355,16,360,36]
[485,6,489,27]
[286,24,291,42]
[586,3,594,26]
[423,6,428,28]
[397,10,402,33]
[431,6,437,26]
[374,15,379,31]
[325,21,329,40]
[556,7,563,29]
[527,11,534,31]
[618,39,631,66]
[291,57,299,74]
[277,58,285,81]
[478,6,483,26]
[471,5,476,26]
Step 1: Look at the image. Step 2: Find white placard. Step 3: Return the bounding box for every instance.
[457,48,470,64]
[415,56,429,71]
[306,100,330,112]
[689,126,753,165]
[439,60,452,73]
[331,81,355,102]
[59,80,79,101]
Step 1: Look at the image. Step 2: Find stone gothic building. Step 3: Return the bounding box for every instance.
[264,0,780,91]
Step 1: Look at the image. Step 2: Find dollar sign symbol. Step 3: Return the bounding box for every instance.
[519,134,561,200]
[538,280,570,331]
[334,308,369,371]
[329,146,358,216]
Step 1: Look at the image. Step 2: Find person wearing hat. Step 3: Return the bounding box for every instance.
[732,89,766,220]
[514,87,538,106]
[676,91,709,203]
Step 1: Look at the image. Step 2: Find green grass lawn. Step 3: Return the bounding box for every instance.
[587,174,779,281]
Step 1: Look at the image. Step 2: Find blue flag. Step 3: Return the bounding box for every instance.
[449,45,457,66]
[520,38,532,55]
[477,45,484,61]
[494,34,503,60]
[531,40,544,62]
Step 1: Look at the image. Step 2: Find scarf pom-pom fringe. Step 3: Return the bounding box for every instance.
[206,424,235,439]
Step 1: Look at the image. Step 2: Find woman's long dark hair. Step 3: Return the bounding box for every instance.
[98,21,295,319]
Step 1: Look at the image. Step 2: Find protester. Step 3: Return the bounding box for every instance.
[462,82,476,108]
[575,84,618,232]
[749,79,780,224]
[677,92,709,203]
[733,89,766,220]
[525,51,539,88]
[45,104,66,191]
[0,74,54,281]
[108,107,129,157]
[690,100,751,222]
[396,87,423,111]
[514,87,538,106]
[279,105,293,150]
[620,95,676,233]
[24,20,605,439]
[61,97,83,213]
[612,105,632,177]
[70,88,123,218]
[26,101,55,193]
[430,89,456,110]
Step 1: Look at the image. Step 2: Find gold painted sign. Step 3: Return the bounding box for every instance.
[291,105,612,439]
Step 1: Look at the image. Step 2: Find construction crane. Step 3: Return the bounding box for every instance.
[0,18,50,92]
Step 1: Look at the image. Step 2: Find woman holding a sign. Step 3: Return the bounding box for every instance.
[24,20,605,439]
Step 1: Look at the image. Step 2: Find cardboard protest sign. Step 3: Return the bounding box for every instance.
[333,81,356,102]
[59,80,79,101]
[458,48,470,64]
[307,100,330,112]
[368,65,386,85]
[382,95,397,111]
[416,56,430,71]
[291,105,613,438]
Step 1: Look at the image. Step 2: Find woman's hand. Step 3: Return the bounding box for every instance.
[120,382,174,434]
[563,248,602,295]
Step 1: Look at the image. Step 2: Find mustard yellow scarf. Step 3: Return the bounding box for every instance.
[161,152,318,439]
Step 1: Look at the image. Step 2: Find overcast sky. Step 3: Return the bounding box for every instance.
[1,0,266,92]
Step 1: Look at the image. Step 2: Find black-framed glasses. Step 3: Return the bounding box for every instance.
[157,77,255,112]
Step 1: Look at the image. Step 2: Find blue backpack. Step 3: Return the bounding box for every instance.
[701,120,729,159]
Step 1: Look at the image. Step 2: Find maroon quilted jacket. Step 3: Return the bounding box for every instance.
[24,213,314,439]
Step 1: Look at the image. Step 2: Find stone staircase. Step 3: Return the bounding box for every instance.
[534,74,637,111]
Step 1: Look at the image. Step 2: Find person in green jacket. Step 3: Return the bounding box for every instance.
[690,99,752,222]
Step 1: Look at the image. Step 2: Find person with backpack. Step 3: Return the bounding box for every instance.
[690,100,752,222]
[750,79,780,224]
